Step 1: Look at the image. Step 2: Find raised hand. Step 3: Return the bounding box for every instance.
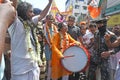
[104,34,111,41]
[49,0,53,3]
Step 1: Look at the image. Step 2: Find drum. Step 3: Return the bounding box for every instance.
[61,45,90,72]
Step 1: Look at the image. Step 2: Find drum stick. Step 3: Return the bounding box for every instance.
[64,55,75,58]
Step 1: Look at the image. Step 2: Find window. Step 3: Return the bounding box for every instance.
[81,13,86,19]
[75,5,80,9]
[83,6,87,10]
[74,13,79,17]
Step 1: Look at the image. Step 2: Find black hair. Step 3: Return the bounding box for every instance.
[58,22,63,31]
[89,23,96,28]
[17,2,32,20]
[46,14,54,19]
[68,15,75,20]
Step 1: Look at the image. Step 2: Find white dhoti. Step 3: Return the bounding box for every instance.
[11,67,40,80]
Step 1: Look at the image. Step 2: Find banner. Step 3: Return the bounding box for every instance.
[107,14,120,27]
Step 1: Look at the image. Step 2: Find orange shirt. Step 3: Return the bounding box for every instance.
[51,32,80,79]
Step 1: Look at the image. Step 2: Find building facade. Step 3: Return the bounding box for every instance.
[65,0,88,22]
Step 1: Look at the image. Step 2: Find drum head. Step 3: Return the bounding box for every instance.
[61,46,88,72]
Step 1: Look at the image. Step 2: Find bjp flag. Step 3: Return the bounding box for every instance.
[88,0,103,19]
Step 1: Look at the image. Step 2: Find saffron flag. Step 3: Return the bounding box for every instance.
[50,0,60,19]
[88,0,103,19]
[61,5,73,21]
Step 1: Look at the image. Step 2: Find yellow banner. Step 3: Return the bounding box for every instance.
[107,14,120,27]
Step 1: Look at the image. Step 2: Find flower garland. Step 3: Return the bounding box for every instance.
[45,23,58,47]
[46,23,52,47]
[22,20,41,65]
[59,32,69,52]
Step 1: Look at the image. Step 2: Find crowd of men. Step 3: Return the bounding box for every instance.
[0,0,120,80]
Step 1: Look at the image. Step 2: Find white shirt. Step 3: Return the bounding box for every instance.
[83,30,94,45]
[8,16,39,75]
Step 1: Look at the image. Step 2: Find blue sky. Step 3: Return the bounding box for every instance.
[22,0,67,12]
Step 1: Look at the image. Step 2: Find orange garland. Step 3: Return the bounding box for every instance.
[45,23,58,47]
[59,32,69,52]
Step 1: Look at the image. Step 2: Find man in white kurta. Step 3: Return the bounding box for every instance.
[8,16,40,80]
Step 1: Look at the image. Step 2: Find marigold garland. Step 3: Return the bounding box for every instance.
[59,32,69,52]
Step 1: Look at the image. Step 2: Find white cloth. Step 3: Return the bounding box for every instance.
[82,30,94,45]
[0,54,5,80]
[8,16,39,75]
[11,67,40,80]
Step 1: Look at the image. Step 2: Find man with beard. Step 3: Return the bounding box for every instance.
[88,18,116,80]
[5,0,53,80]
[101,25,120,80]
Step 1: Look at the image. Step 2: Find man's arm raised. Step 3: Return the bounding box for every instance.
[0,2,16,62]
[38,0,53,21]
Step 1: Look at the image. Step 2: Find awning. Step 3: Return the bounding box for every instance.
[107,14,120,27]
